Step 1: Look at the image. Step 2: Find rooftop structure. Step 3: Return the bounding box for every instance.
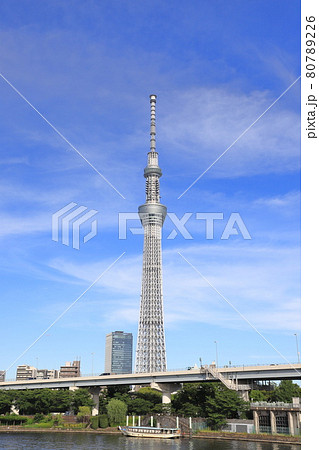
[59,360,81,378]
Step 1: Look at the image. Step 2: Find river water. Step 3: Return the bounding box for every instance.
[0,432,300,450]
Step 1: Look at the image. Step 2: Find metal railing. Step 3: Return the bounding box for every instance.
[251,401,301,408]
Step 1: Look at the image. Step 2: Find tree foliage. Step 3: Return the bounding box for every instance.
[249,381,301,403]
[172,382,249,429]
[249,390,272,402]
[90,416,99,429]
[99,386,161,416]
[127,397,154,415]
[271,380,301,403]
[106,398,127,426]
[98,414,109,428]
[0,414,28,425]
[77,405,91,423]
[71,389,94,414]
[1,380,300,426]
[0,391,13,415]
[6,388,93,415]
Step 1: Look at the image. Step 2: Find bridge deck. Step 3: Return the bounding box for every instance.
[0,364,301,390]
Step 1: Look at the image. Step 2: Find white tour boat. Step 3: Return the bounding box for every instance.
[119,425,181,439]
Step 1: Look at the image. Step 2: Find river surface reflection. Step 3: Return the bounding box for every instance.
[0,432,300,450]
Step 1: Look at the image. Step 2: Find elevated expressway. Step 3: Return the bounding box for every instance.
[0,363,301,410]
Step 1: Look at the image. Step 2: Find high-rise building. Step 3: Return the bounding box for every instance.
[59,360,81,378]
[135,95,167,373]
[105,331,133,374]
[0,371,5,382]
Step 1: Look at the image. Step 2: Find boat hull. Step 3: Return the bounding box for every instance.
[119,426,180,439]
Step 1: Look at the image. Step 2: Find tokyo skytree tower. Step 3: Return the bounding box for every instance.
[135,95,167,373]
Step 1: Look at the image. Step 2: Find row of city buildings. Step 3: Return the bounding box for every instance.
[15,360,80,381]
[0,330,133,382]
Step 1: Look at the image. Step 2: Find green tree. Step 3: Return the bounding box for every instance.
[49,389,72,413]
[91,416,99,429]
[126,387,162,415]
[13,389,73,415]
[136,387,162,405]
[33,413,45,423]
[271,380,301,403]
[172,382,248,429]
[98,386,130,414]
[203,384,248,429]
[107,385,130,398]
[98,390,109,415]
[107,398,127,426]
[99,414,109,428]
[52,413,63,426]
[14,390,47,415]
[71,388,94,414]
[249,390,272,402]
[127,397,154,415]
[0,391,13,415]
[173,401,201,418]
[77,405,91,424]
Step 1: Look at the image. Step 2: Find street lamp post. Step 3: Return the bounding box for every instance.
[214,341,218,368]
[91,352,95,376]
[294,333,300,363]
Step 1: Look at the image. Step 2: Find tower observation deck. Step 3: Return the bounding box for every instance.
[135,95,167,373]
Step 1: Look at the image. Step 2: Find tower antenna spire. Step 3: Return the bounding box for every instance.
[150,94,157,152]
[135,94,167,373]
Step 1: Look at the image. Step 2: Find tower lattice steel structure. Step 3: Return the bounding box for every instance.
[135,95,167,373]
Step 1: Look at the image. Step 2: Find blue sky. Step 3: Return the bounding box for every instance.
[0,0,300,378]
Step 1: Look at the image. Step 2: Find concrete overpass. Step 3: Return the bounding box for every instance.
[0,363,301,414]
[0,363,301,391]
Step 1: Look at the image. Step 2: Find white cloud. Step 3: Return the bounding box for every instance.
[254,191,300,208]
[44,241,300,333]
[160,87,300,178]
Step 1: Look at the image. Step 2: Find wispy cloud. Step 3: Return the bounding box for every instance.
[42,241,300,333]
[254,191,300,208]
[160,87,300,178]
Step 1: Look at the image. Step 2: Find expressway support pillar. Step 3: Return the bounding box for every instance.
[253,410,259,433]
[150,382,182,404]
[288,411,294,435]
[270,410,276,434]
[89,386,101,416]
[237,389,250,402]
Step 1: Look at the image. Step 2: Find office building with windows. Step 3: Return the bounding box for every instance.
[16,365,59,381]
[105,331,133,374]
[59,360,81,378]
[16,364,37,381]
